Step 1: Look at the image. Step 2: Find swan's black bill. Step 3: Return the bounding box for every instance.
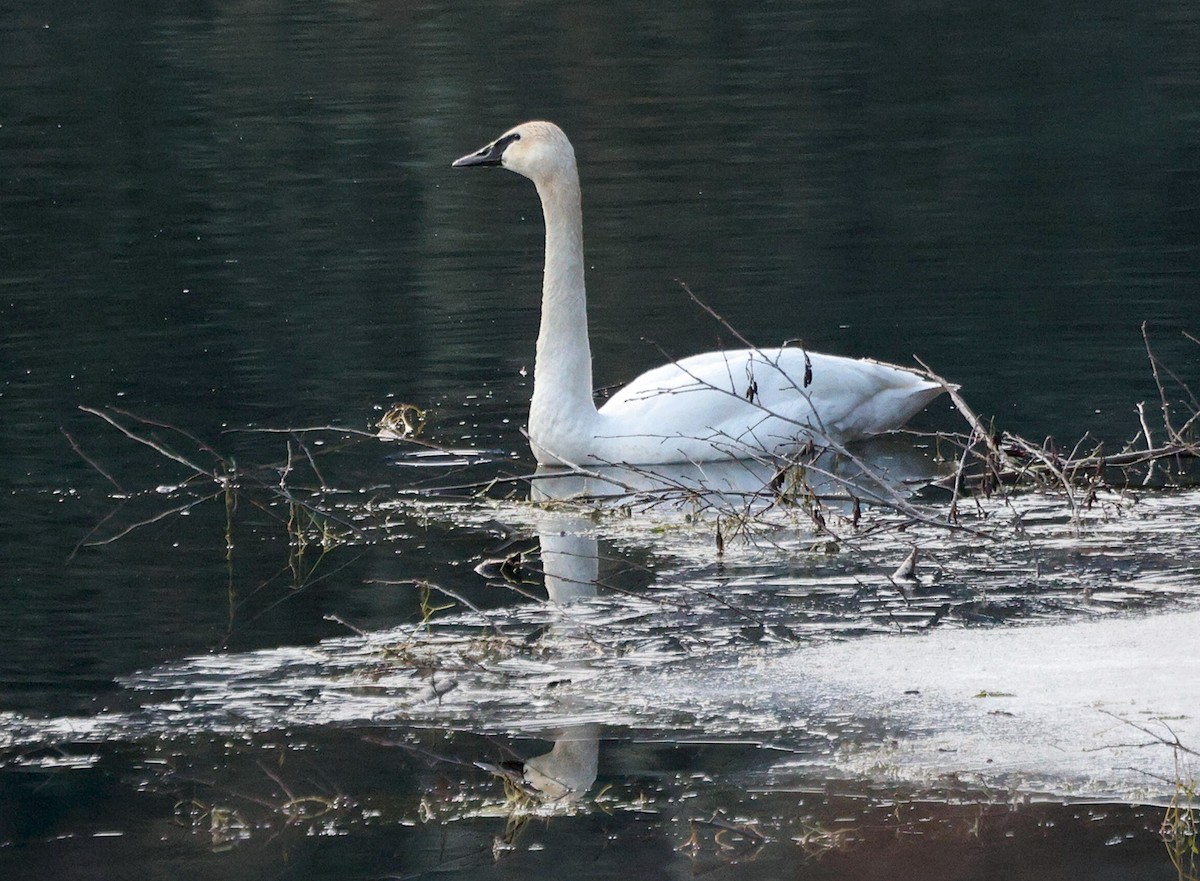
[452,132,520,168]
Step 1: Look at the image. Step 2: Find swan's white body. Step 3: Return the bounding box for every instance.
[454,121,946,466]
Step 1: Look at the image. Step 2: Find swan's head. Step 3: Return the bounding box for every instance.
[452,121,576,183]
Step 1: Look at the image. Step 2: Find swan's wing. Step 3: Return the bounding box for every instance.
[597,347,942,452]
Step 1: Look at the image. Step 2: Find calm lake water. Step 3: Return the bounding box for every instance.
[3,1,1200,878]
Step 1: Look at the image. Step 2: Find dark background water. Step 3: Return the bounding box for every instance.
[2,1,1199,877]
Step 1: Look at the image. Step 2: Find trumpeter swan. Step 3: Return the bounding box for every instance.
[454,121,946,466]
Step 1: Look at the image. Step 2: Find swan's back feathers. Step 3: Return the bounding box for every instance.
[592,347,942,464]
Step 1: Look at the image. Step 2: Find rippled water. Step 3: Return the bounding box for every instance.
[4,1,1200,878]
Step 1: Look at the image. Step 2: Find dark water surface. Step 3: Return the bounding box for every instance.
[3,1,1200,878]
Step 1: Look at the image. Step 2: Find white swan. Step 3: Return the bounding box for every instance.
[453,121,946,466]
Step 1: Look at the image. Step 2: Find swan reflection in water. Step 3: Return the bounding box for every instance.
[473,490,604,804]
[505,724,601,803]
[472,503,600,804]
[529,435,947,520]
[491,438,945,804]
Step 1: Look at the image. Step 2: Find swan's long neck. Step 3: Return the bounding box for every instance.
[530,168,597,429]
